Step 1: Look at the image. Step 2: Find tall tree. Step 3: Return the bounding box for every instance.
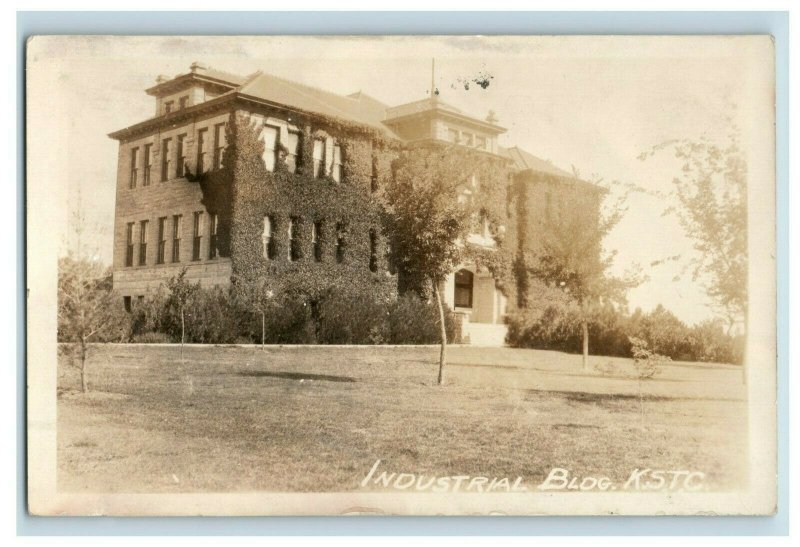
[528,182,641,369]
[639,133,747,336]
[57,256,129,392]
[382,144,479,385]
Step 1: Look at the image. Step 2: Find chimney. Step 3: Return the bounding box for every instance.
[190,62,207,73]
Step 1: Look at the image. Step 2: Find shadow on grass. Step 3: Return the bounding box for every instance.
[529,389,742,404]
[234,370,357,383]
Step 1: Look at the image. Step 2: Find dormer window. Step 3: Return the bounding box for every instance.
[179,96,189,109]
[164,100,174,114]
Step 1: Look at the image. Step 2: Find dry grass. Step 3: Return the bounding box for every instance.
[57,344,747,493]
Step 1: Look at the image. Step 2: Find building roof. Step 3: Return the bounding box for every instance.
[500,146,574,178]
[236,72,400,138]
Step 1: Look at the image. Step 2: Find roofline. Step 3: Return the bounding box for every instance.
[515,168,608,193]
[108,90,402,142]
[384,107,507,134]
[144,73,241,96]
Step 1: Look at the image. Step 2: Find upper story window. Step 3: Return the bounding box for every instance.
[143,144,152,186]
[176,134,187,178]
[475,135,487,150]
[196,128,208,174]
[156,217,167,264]
[213,123,226,170]
[332,145,343,183]
[172,214,182,263]
[262,125,279,172]
[312,139,325,178]
[463,133,474,147]
[179,96,189,110]
[208,213,219,260]
[262,215,275,260]
[161,138,172,181]
[129,147,139,189]
[138,220,148,266]
[370,152,379,193]
[192,211,203,261]
[447,128,459,143]
[164,100,174,114]
[125,222,135,267]
[285,131,300,173]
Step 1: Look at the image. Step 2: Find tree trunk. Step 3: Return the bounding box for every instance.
[79,339,88,393]
[581,320,589,370]
[433,281,447,386]
[181,308,186,345]
[261,311,266,350]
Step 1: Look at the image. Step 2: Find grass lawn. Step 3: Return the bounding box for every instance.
[57,344,747,493]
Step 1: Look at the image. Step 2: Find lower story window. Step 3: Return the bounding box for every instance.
[454,269,474,308]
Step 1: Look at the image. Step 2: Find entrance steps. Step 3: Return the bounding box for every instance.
[463,322,508,347]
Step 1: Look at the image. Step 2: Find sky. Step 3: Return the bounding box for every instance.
[29,35,768,326]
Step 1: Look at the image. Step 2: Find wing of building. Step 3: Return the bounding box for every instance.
[108,63,602,346]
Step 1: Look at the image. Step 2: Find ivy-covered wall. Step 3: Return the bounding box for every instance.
[213,109,399,302]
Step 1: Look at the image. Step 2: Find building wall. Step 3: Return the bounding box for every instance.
[112,108,234,298]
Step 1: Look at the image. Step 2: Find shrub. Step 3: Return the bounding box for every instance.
[131,331,172,344]
[316,291,390,344]
[387,293,457,344]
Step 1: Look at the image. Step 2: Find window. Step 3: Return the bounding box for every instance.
[161,138,172,181]
[285,131,300,173]
[164,100,173,114]
[447,128,459,143]
[176,134,187,178]
[370,152,378,193]
[213,123,226,169]
[262,125,279,172]
[312,139,325,178]
[192,211,203,261]
[123,296,132,313]
[454,269,474,308]
[312,221,322,262]
[262,215,275,260]
[171,214,182,263]
[386,241,397,275]
[335,222,346,263]
[196,128,208,174]
[208,213,218,259]
[179,96,188,109]
[125,222,134,266]
[288,217,300,261]
[475,135,487,150]
[463,133,474,147]
[369,229,378,272]
[332,144,343,183]
[138,220,148,266]
[129,147,139,189]
[157,217,167,264]
[143,144,152,186]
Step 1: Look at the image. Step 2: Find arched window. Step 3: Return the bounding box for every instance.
[454,269,474,308]
[263,215,275,259]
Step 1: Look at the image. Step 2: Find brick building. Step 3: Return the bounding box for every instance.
[108,63,601,344]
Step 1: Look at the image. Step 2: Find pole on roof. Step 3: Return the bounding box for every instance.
[431,58,435,100]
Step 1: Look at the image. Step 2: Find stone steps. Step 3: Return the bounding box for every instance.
[463,322,508,347]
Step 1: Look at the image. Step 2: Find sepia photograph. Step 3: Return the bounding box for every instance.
[25,34,776,516]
